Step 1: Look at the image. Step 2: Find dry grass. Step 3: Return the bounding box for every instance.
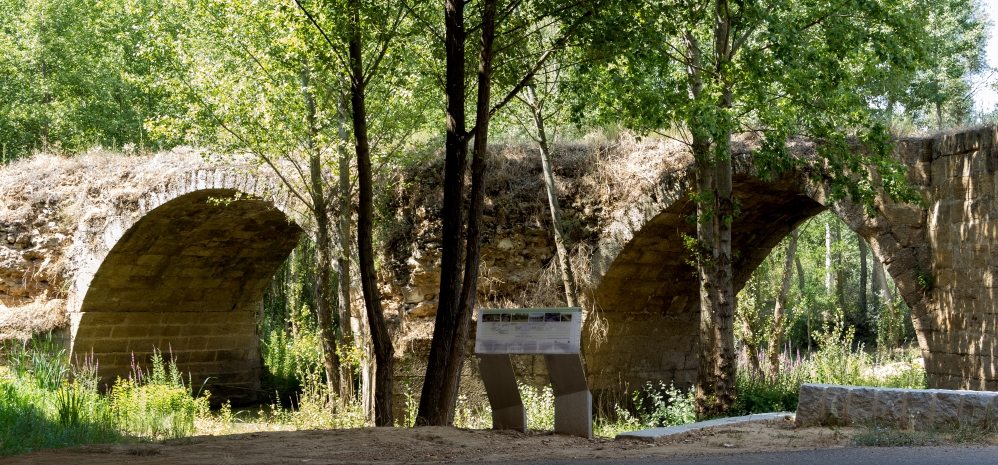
[0,298,68,340]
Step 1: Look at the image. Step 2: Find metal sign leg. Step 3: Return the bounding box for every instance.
[545,353,592,439]
[478,354,526,432]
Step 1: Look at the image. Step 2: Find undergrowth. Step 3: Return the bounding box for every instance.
[733,322,926,415]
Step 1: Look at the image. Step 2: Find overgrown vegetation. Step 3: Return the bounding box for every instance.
[0,339,216,452]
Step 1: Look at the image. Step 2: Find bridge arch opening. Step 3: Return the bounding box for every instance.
[70,188,301,403]
[583,171,925,398]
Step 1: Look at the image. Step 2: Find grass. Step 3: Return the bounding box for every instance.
[733,323,925,416]
[0,336,121,455]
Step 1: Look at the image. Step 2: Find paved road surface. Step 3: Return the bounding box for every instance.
[484,446,998,465]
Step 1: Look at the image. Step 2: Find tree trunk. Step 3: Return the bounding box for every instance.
[768,228,798,378]
[858,237,868,317]
[525,83,578,307]
[417,0,470,426]
[347,0,394,426]
[695,136,736,418]
[694,0,736,418]
[824,222,832,294]
[935,100,943,131]
[873,258,893,308]
[833,222,846,311]
[450,0,498,425]
[336,94,356,404]
[301,66,342,399]
[417,0,498,426]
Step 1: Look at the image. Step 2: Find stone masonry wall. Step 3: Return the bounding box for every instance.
[923,127,998,389]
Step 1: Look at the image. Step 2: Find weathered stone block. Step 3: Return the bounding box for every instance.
[934,390,962,427]
[794,384,827,426]
[901,389,935,430]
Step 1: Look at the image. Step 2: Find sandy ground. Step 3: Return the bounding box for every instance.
[4,417,864,465]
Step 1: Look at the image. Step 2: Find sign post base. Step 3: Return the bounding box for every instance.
[478,354,526,432]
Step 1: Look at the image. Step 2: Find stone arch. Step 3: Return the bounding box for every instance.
[582,145,934,397]
[68,167,304,403]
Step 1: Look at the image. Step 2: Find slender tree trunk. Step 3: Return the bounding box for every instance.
[525,84,578,307]
[873,259,893,308]
[417,0,469,426]
[448,0,498,425]
[740,281,763,375]
[301,66,342,399]
[347,0,394,426]
[833,222,846,311]
[768,229,799,377]
[795,256,805,294]
[935,100,943,131]
[418,0,498,426]
[694,0,736,418]
[871,254,882,314]
[336,94,356,404]
[824,222,832,294]
[858,237,868,317]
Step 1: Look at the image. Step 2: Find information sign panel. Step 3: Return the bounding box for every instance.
[475,307,582,354]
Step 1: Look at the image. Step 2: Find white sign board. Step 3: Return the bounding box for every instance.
[475,308,582,354]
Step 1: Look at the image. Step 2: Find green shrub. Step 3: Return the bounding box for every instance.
[110,350,210,440]
[0,334,120,456]
[631,381,696,427]
[734,322,926,416]
[521,384,555,431]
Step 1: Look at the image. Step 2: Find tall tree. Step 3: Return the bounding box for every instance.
[165,0,435,422]
[573,0,927,415]
[524,82,579,307]
[293,0,436,425]
[891,0,987,129]
[416,0,593,425]
[345,0,395,426]
[768,228,798,377]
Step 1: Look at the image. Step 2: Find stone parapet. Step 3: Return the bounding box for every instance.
[795,383,998,430]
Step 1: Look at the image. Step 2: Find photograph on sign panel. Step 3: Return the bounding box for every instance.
[544,312,560,322]
[483,313,501,322]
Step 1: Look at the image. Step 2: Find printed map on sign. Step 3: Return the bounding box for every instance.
[474,307,582,354]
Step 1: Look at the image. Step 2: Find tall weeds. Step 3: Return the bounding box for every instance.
[733,321,925,415]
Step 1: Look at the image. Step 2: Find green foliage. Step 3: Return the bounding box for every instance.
[453,392,493,430]
[631,381,697,428]
[0,376,121,456]
[0,334,120,456]
[0,0,186,159]
[260,238,324,399]
[520,384,556,431]
[733,356,806,415]
[875,299,916,355]
[260,358,367,430]
[109,349,210,440]
[734,320,926,416]
[5,333,70,391]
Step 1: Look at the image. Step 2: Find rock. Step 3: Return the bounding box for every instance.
[408,301,437,318]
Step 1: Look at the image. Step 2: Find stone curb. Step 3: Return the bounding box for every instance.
[795,383,998,430]
[615,412,795,442]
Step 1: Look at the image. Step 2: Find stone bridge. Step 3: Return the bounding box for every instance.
[580,128,996,395]
[0,127,995,404]
[1,152,305,402]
